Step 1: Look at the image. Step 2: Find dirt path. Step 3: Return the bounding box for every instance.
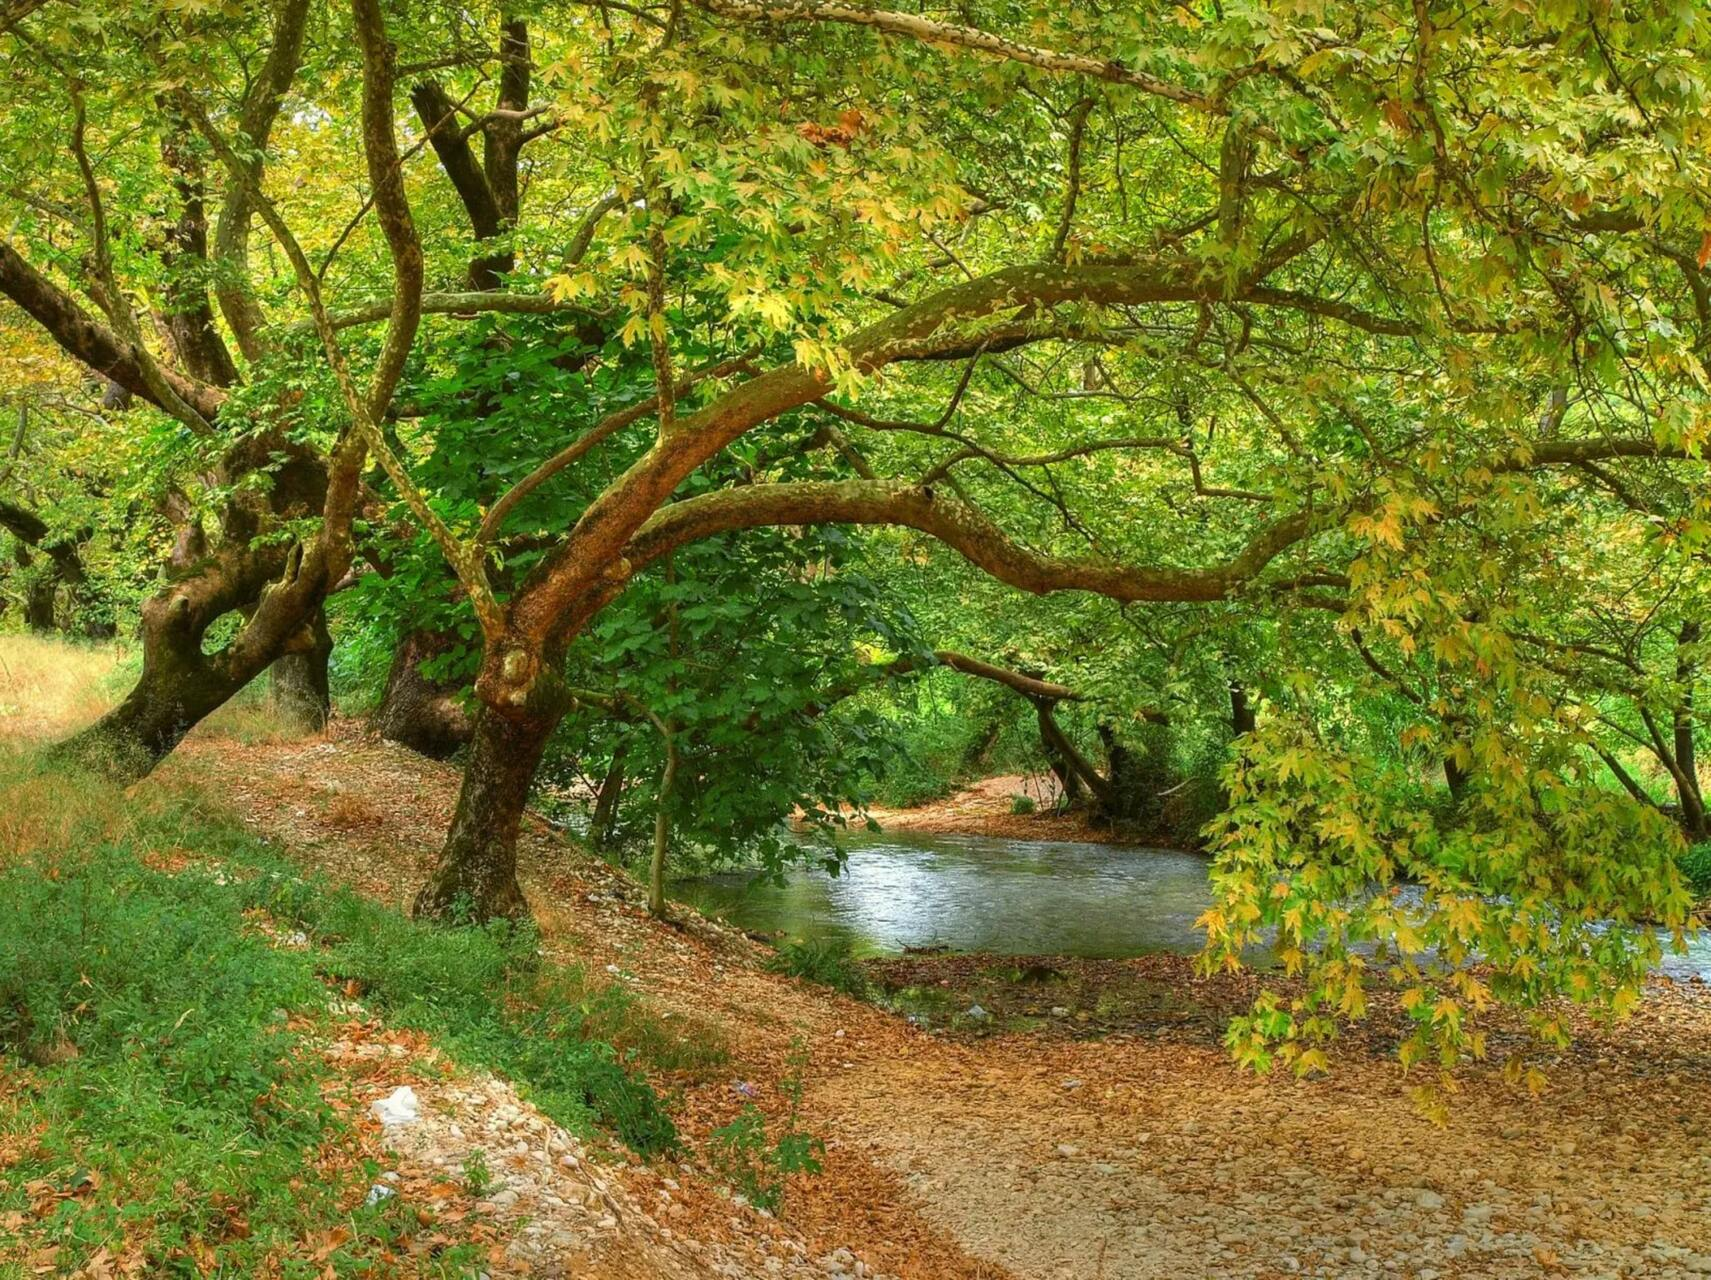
[862,774,1132,845]
[169,720,1711,1280]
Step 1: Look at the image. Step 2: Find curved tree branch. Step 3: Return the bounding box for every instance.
[622,478,1318,606]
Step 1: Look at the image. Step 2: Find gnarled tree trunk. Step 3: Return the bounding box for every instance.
[371,629,473,758]
[270,608,332,734]
[55,578,256,775]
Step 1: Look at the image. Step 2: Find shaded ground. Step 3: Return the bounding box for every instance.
[153,718,1711,1280]
[864,773,1188,848]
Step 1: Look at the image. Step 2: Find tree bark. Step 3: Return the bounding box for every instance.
[1676,620,1705,839]
[413,701,560,922]
[53,589,246,776]
[19,548,56,631]
[1229,680,1256,735]
[1443,754,1471,802]
[270,609,332,734]
[371,629,473,758]
[589,742,626,851]
[1036,700,1084,805]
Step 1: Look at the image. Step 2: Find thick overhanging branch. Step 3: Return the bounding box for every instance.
[0,247,225,428]
[621,479,1318,606]
[907,649,1082,703]
[476,347,759,547]
[509,246,1325,640]
[698,0,1219,111]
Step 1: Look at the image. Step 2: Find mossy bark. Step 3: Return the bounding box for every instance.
[412,701,558,923]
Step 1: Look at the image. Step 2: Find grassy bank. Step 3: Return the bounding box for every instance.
[0,753,722,1277]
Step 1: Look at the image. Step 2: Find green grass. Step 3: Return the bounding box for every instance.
[765,936,870,997]
[0,756,723,1276]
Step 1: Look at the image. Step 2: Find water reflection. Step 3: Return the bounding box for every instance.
[673,829,1711,978]
[673,831,1217,958]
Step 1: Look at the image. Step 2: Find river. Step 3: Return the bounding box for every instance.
[672,828,1711,978]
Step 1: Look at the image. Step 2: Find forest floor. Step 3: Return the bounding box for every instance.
[9,641,1711,1279]
[151,718,1711,1280]
[862,774,1152,846]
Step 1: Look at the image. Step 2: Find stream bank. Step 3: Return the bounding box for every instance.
[156,717,1711,1280]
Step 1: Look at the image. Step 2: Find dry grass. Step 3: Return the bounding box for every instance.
[0,630,311,751]
[0,631,130,745]
[321,789,387,832]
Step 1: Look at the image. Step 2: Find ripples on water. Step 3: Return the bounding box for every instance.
[672,829,1711,978]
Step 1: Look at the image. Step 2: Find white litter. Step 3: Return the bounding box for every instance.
[370,1085,420,1127]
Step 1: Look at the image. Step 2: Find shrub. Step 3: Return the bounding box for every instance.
[766,936,869,997]
[244,861,693,1155]
[1009,792,1036,815]
[1679,841,1711,896]
[707,1040,823,1213]
[0,751,705,1280]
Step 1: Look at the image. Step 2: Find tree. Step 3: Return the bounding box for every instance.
[7,0,1711,1084]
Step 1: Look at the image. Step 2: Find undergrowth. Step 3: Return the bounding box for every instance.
[707,1039,823,1213]
[1679,841,1711,897]
[766,936,870,998]
[0,755,720,1276]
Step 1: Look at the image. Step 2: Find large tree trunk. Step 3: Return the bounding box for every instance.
[54,599,243,776]
[1037,700,1112,809]
[413,702,559,923]
[18,546,56,631]
[54,446,341,780]
[371,629,473,758]
[1443,754,1471,802]
[270,609,332,734]
[1036,699,1085,805]
[1096,721,1174,830]
[1229,680,1256,736]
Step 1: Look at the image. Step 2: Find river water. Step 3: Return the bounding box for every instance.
[672,828,1711,978]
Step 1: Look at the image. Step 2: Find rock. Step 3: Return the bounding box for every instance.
[370,1086,420,1127]
[363,1184,395,1207]
[1416,1189,1445,1211]
[1056,1144,1080,1158]
[491,1189,520,1209]
[1050,1006,1070,1017]
[965,1004,990,1021]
